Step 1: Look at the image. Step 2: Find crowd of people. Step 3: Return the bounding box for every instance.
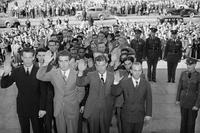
[0,13,200,133]
[6,0,200,18]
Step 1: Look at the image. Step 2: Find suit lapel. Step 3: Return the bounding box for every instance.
[55,68,76,92]
[30,65,38,76]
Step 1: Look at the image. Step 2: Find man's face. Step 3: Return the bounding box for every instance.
[58,56,70,71]
[48,42,59,53]
[72,41,78,46]
[187,64,196,72]
[130,64,142,80]
[171,34,177,39]
[95,61,108,74]
[77,37,82,45]
[21,52,35,67]
[79,49,85,58]
[92,35,98,41]
[70,49,77,58]
[37,51,46,63]
[124,60,132,71]
[150,32,156,37]
[98,33,105,40]
[97,43,106,53]
[135,33,141,38]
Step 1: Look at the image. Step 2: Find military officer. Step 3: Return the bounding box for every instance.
[145,26,162,82]
[164,29,182,83]
[130,29,146,64]
[176,57,200,133]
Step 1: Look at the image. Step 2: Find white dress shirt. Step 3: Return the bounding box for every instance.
[131,77,140,87]
[98,71,107,83]
[24,65,33,74]
[61,69,70,80]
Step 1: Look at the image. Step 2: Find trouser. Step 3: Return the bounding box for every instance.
[167,61,178,82]
[78,113,89,133]
[116,107,122,133]
[55,104,79,133]
[88,111,110,133]
[121,119,144,133]
[40,114,57,133]
[180,107,198,133]
[147,59,158,81]
[18,115,40,133]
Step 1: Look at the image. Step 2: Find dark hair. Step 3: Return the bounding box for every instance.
[20,48,35,56]
[72,38,79,42]
[77,35,83,40]
[107,33,115,41]
[94,55,108,63]
[98,31,105,36]
[123,56,135,63]
[36,48,47,55]
[55,50,72,65]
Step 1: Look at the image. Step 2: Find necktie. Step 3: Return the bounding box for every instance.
[63,71,67,81]
[188,72,191,79]
[26,68,29,76]
[101,74,104,83]
[135,81,139,88]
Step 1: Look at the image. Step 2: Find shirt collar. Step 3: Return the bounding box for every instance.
[61,69,70,76]
[132,77,140,83]
[24,64,33,72]
[98,71,107,77]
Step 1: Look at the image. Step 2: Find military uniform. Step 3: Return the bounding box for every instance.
[130,29,146,64]
[164,30,182,83]
[176,58,200,133]
[145,28,162,82]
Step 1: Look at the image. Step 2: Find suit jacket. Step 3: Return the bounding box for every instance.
[176,70,200,108]
[34,62,55,115]
[36,66,85,117]
[1,65,46,117]
[76,71,115,119]
[112,77,152,123]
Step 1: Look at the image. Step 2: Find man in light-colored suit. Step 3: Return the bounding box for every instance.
[36,50,84,133]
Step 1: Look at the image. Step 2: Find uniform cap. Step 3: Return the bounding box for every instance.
[150,26,158,33]
[171,29,178,34]
[186,57,199,65]
[134,29,142,34]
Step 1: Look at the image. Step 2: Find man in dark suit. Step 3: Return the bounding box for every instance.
[145,26,162,82]
[1,48,46,133]
[164,29,182,83]
[112,62,152,133]
[77,55,115,133]
[176,57,200,133]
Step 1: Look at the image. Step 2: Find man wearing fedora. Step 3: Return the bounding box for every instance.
[130,28,146,64]
[176,57,200,133]
[145,26,162,82]
[164,29,182,83]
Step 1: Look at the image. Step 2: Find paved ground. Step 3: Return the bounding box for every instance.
[0,65,200,133]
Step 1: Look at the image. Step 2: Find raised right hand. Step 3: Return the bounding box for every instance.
[114,71,124,84]
[3,61,12,76]
[44,50,54,65]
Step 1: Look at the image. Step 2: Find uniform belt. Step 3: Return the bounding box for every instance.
[169,51,178,54]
